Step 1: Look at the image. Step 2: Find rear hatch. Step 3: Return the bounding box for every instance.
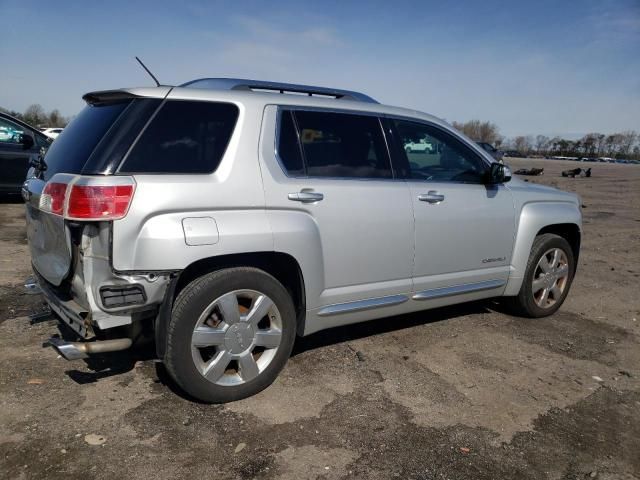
[24,89,167,286]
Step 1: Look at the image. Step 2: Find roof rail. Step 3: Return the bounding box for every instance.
[179,78,379,104]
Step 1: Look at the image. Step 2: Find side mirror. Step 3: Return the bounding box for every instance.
[488,162,511,184]
[20,134,35,150]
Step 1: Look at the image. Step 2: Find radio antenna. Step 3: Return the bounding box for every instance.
[135,56,161,87]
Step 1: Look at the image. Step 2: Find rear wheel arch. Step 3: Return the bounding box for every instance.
[155,252,306,359]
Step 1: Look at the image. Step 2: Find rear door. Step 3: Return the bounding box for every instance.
[260,107,414,314]
[388,118,516,298]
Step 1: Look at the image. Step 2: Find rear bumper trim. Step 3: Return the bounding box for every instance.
[33,270,95,339]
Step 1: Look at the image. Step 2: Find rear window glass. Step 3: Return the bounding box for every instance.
[42,101,131,181]
[119,101,239,174]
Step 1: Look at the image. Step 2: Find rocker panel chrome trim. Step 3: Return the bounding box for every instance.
[412,279,506,301]
[317,294,409,317]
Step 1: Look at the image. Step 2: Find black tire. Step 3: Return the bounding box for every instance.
[507,233,576,318]
[164,267,296,403]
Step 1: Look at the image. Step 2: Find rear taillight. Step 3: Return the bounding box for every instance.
[39,175,136,221]
[67,184,135,220]
[40,182,67,215]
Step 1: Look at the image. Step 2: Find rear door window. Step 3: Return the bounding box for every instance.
[42,101,131,180]
[279,110,392,179]
[276,111,304,176]
[119,101,239,174]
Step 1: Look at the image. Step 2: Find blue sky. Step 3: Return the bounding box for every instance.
[0,0,638,137]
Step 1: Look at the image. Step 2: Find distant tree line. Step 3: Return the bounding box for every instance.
[452,119,640,160]
[503,132,639,160]
[0,104,68,128]
[452,120,502,145]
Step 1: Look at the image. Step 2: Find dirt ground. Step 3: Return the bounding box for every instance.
[1,158,639,480]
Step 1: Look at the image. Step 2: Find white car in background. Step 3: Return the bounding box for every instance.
[404,139,435,153]
[40,127,64,139]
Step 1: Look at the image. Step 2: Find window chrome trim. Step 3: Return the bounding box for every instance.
[412,279,505,301]
[317,294,409,317]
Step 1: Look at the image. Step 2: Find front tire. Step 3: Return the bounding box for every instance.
[165,267,296,403]
[508,233,575,318]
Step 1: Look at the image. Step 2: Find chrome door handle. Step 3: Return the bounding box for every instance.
[288,191,324,203]
[418,191,445,204]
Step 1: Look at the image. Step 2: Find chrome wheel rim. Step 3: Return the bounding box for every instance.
[191,289,282,386]
[532,248,570,309]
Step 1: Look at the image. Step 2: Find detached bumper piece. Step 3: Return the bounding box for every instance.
[100,284,146,308]
[48,337,133,361]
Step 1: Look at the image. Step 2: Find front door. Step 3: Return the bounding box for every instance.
[389,118,516,297]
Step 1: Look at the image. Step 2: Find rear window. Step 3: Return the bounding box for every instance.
[119,101,239,174]
[42,101,131,180]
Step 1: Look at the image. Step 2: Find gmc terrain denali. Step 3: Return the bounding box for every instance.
[23,79,581,402]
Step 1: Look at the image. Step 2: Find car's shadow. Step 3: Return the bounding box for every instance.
[56,300,499,402]
[291,300,492,357]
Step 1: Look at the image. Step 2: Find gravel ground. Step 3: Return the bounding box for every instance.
[1,158,639,480]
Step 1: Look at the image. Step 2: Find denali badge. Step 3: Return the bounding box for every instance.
[482,257,506,263]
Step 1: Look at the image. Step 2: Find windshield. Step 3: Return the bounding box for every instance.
[42,101,131,181]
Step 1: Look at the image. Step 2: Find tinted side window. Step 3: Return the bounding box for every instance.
[0,118,25,145]
[277,111,304,176]
[393,120,488,183]
[293,111,391,179]
[121,101,239,174]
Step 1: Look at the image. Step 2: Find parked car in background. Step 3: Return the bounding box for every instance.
[0,112,51,194]
[40,127,64,139]
[477,142,504,162]
[404,139,436,153]
[504,150,526,158]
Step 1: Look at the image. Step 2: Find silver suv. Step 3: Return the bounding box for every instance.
[23,79,581,402]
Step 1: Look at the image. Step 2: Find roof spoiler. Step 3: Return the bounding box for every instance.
[180,78,379,104]
[82,87,172,106]
[82,90,143,106]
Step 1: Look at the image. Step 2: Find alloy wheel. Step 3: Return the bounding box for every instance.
[190,289,282,386]
[531,248,570,309]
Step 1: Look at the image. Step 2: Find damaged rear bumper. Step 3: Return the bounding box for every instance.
[35,269,94,338]
[33,265,173,338]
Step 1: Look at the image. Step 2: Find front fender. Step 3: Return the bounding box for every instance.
[504,201,582,296]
